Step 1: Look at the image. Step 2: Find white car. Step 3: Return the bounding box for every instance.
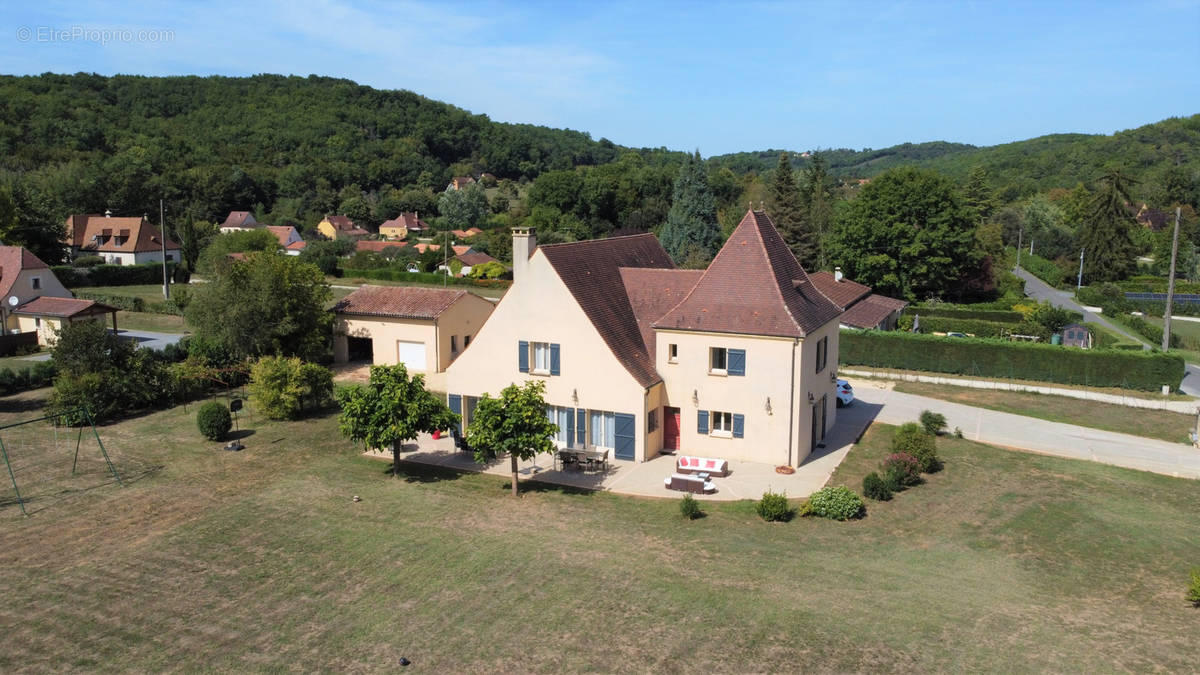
[835,379,854,407]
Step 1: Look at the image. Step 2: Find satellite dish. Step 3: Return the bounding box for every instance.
[7,296,17,307]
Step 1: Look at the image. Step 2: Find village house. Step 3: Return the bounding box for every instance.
[218,211,260,233]
[331,286,495,388]
[379,212,429,240]
[0,246,118,348]
[317,214,370,241]
[441,210,843,467]
[63,212,180,265]
[447,176,476,191]
[808,268,909,330]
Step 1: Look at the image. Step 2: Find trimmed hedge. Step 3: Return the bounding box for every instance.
[54,262,176,288]
[905,306,1024,323]
[839,330,1184,391]
[342,267,511,290]
[1018,250,1066,288]
[74,291,145,312]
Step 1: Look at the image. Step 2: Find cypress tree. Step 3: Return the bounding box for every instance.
[659,151,720,265]
[1079,169,1138,283]
[771,152,818,269]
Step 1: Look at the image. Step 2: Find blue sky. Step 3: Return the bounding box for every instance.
[3,0,1198,156]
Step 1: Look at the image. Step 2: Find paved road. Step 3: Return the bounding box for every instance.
[1014,267,1200,395]
[848,378,1200,480]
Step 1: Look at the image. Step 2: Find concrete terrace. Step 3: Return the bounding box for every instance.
[371,398,882,500]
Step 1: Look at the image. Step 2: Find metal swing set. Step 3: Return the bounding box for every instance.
[0,408,122,517]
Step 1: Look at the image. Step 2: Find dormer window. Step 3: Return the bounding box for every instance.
[31,276,41,290]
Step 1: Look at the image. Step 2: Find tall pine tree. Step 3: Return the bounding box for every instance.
[1079,168,1138,283]
[770,152,819,269]
[659,151,720,266]
[800,152,833,269]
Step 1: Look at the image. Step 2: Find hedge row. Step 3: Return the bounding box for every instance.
[0,361,57,396]
[53,262,177,288]
[73,291,185,316]
[1117,276,1200,295]
[906,306,1024,323]
[341,267,512,289]
[839,330,1184,392]
[912,316,1014,338]
[1019,252,1066,288]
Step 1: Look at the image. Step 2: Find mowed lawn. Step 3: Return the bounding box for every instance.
[0,390,1197,671]
[892,381,1196,444]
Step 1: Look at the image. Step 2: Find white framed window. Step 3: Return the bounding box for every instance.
[710,411,733,438]
[546,405,571,446]
[709,347,727,374]
[31,276,41,290]
[532,341,551,374]
[589,410,616,449]
[668,344,678,363]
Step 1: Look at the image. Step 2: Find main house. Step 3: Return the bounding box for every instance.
[441,210,843,467]
[63,213,180,265]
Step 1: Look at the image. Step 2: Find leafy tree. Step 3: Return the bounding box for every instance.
[46,319,170,423]
[826,167,979,300]
[468,260,506,279]
[173,212,216,273]
[249,356,333,420]
[659,151,720,265]
[196,228,280,273]
[299,238,355,275]
[336,364,458,477]
[800,152,835,268]
[962,165,999,225]
[465,380,558,496]
[1079,169,1138,283]
[185,252,333,361]
[770,152,817,268]
[1022,194,1073,260]
[0,181,66,263]
[437,183,490,229]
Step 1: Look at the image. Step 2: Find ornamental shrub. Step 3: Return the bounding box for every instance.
[881,453,922,487]
[893,422,941,473]
[919,410,947,436]
[197,400,231,441]
[807,486,865,521]
[1188,568,1200,607]
[755,490,793,522]
[862,471,892,501]
[680,494,703,520]
[249,356,334,420]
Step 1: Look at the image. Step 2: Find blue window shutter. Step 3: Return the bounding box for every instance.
[613,413,636,460]
[575,409,586,446]
[697,410,709,435]
[566,407,575,448]
[728,349,746,376]
[448,394,463,435]
[733,413,744,438]
[550,343,561,375]
[518,340,529,372]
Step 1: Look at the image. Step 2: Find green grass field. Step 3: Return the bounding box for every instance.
[892,381,1195,444]
[0,390,1197,671]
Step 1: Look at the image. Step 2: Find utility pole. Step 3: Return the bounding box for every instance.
[1077,248,1085,289]
[1163,207,1182,352]
[1016,226,1023,270]
[160,199,170,300]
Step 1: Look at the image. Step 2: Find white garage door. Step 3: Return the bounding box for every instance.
[395,340,427,371]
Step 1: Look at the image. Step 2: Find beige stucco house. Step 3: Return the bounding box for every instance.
[332,286,495,387]
[441,210,844,467]
[0,246,118,347]
[317,215,369,241]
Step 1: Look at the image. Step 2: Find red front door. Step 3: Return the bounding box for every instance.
[663,406,681,451]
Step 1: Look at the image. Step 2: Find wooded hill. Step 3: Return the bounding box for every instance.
[711,115,1200,203]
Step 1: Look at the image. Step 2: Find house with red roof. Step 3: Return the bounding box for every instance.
[317,214,370,241]
[379,212,429,240]
[64,213,180,265]
[218,211,260,233]
[0,245,118,348]
[441,210,845,467]
[807,269,908,331]
[331,286,495,377]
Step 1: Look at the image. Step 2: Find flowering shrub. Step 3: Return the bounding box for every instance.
[807,486,865,521]
[893,422,942,473]
[881,453,922,488]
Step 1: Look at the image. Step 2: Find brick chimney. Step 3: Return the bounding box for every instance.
[511,226,536,283]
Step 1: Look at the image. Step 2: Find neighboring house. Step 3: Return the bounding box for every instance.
[450,227,484,239]
[317,215,370,241]
[0,245,116,347]
[63,213,103,254]
[447,176,476,191]
[454,250,499,277]
[218,211,260,233]
[1060,323,1093,349]
[331,286,495,381]
[266,225,304,250]
[809,268,909,331]
[442,210,843,466]
[379,212,429,240]
[355,240,409,254]
[65,214,180,265]
[284,240,307,256]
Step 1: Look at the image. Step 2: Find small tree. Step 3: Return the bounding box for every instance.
[197,401,232,441]
[465,380,558,496]
[336,365,458,477]
[919,410,948,436]
[250,356,333,420]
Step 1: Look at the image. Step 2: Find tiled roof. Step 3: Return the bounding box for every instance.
[0,246,51,300]
[14,296,117,318]
[456,251,498,267]
[77,217,180,254]
[808,271,872,310]
[654,210,841,338]
[356,240,408,253]
[540,234,677,388]
[285,240,307,250]
[839,294,909,329]
[64,213,102,248]
[325,215,357,230]
[381,212,429,232]
[332,285,469,319]
[265,225,300,247]
[220,211,257,228]
[451,228,483,238]
[619,268,704,360]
